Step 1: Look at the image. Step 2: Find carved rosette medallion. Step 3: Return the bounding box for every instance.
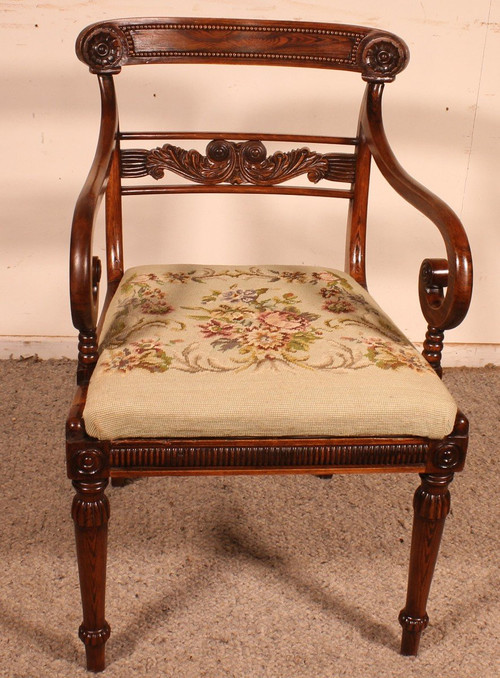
[68,444,108,480]
[433,442,462,470]
[81,27,125,73]
[359,34,408,82]
[75,448,104,475]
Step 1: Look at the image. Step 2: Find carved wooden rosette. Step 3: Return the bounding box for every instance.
[79,26,126,74]
[358,33,409,82]
[68,443,110,481]
[121,140,357,186]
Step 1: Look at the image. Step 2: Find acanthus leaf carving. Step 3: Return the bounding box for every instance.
[121,139,357,186]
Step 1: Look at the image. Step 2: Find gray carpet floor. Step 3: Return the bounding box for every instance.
[0,359,498,677]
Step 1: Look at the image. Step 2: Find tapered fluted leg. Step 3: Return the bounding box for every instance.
[399,472,453,655]
[72,479,110,672]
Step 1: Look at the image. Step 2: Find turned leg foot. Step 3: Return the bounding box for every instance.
[72,479,110,672]
[399,472,453,655]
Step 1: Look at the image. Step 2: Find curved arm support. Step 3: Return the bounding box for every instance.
[70,75,118,333]
[361,83,472,330]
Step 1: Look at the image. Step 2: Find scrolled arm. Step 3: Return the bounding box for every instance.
[70,74,118,334]
[361,83,472,331]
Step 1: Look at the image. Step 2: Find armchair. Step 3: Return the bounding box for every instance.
[67,17,472,672]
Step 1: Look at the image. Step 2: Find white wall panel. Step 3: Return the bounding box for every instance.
[0,1,497,359]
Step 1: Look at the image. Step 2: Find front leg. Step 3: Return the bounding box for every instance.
[72,479,111,672]
[399,472,453,655]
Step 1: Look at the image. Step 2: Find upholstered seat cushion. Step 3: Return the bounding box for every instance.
[83,264,457,440]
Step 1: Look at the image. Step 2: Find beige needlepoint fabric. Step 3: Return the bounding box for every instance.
[83,264,457,439]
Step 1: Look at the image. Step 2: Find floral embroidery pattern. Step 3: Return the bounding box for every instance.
[98,267,432,375]
[189,287,322,368]
[100,339,172,373]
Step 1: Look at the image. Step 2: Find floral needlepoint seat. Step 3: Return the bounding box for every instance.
[83,264,456,440]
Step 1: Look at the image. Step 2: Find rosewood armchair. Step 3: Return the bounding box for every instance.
[67,18,472,672]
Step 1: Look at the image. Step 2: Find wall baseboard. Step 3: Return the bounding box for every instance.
[0,336,498,367]
[0,337,77,360]
[414,343,499,368]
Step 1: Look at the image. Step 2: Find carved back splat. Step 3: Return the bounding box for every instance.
[120,140,357,186]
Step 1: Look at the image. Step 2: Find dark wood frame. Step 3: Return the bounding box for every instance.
[67,18,473,672]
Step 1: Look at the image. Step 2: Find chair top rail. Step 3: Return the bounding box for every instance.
[76,17,409,82]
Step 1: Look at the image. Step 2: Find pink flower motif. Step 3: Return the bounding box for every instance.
[259,310,310,331]
[313,271,339,283]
